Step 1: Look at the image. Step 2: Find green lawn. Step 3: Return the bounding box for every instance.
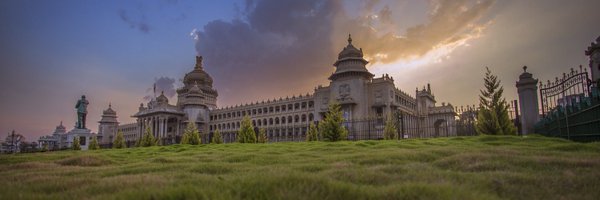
[1,135,599,200]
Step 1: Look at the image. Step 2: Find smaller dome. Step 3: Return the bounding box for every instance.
[56,121,65,130]
[157,91,169,104]
[103,103,117,115]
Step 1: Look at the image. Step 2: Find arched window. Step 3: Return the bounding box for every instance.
[281,117,286,124]
[288,116,292,123]
[295,115,299,123]
[275,118,279,124]
[258,120,262,126]
[263,119,267,126]
[309,113,314,121]
[301,114,307,122]
[269,118,273,125]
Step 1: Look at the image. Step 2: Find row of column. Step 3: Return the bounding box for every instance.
[137,116,183,141]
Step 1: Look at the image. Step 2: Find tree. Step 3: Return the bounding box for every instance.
[238,115,256,143]
[476,67,517,135]
[72,136,81,150]
[212,129,223,144]
[89,136,100,150]
[257,128,268,143]
[306,121,319,141]
[320,102,348,142]
[41,143,49,152]
[140,125,157,147]
[181,122,201,145]
[113,131,126,149]
[383,116,398,140]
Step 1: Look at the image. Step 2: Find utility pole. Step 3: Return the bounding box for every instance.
[11,130,15,154]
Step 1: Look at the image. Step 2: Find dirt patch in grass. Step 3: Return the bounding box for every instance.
[191,164,232,175]
[150,157,175,163]
[5,161,58,170]
[56,156,111,167]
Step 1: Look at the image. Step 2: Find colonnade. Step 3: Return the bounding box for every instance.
[137,115,183,141]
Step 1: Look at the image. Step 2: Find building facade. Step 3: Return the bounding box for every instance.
[107,35,457,144]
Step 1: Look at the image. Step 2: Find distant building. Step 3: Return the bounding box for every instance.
[106,35,456,144]
[37,122,66,150]
[1,131,25,153]
[38,121,96,150]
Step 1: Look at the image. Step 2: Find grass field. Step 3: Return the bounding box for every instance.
[1,135,599,200]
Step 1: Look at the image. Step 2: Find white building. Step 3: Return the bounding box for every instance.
[104,35,457,144]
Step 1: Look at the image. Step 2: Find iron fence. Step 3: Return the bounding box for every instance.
[535,66,600,142]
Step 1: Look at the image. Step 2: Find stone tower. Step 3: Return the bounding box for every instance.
[516,66,539,135]
[585,36,600,83]
[176,56,215,133]
[327,34,374,120]
[98,103,118,144]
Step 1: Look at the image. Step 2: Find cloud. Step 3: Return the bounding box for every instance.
[118,9,151,33]
[332,0,495,64]
[144,77,176,101]
[191,0,495,107]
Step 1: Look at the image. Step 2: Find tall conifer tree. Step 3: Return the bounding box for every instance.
[476,67,517,135]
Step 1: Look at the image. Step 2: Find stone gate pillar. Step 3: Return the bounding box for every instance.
[516,66,539,135]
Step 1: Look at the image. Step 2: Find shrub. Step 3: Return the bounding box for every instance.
[320,102,348,142]
[89,136,100,150]
[383,116,397,140]
[306,121,319,141]
[182,122,201,145]
[140,125,157,147]
[113,131,126,149]
[238,115,256,143]
[72,136,81,150]
[258,128,268,143]
[212,129,223,144]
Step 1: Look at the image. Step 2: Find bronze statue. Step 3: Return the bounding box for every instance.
[75,95,89,129]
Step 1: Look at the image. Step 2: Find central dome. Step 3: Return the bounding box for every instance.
[184,56,213,87]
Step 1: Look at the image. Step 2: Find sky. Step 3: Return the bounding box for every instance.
[1,0,599,141]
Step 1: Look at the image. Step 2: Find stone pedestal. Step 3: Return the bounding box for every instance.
[516,66,539,135]
[67,128,93,150]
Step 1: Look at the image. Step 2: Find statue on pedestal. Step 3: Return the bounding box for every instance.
[75,95,89,129]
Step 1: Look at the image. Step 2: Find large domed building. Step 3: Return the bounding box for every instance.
[107,35,457,145]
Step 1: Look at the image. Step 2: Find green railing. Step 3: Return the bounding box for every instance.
[535,92,600,142]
